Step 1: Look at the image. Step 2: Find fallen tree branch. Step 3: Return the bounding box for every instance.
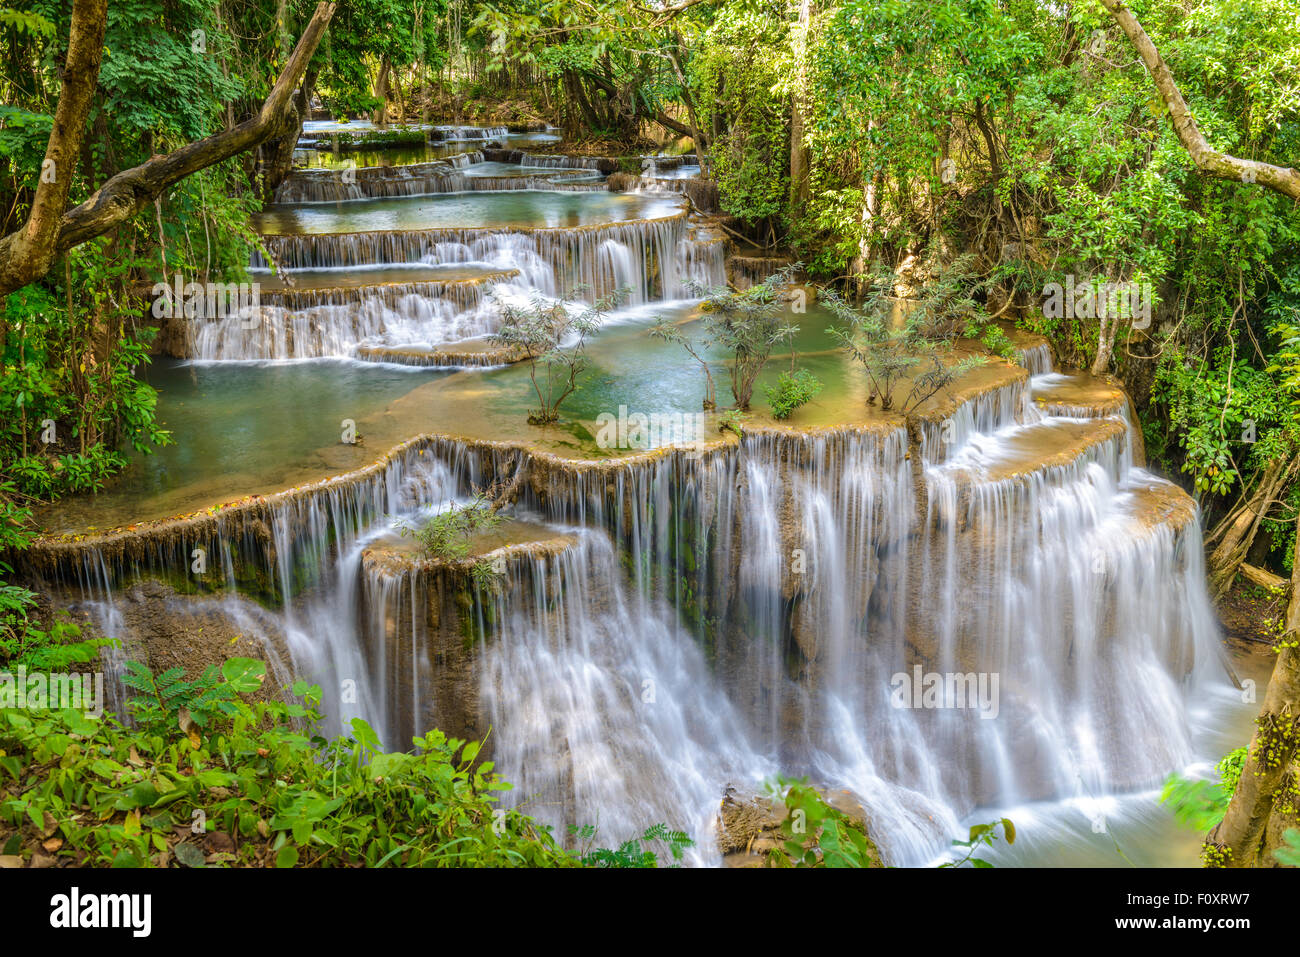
[0,1,337,298]
[1207,455,1300,601]
[1098,0,1300,201]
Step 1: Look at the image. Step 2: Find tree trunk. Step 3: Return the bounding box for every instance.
[372,57,391,128]
[0,0,107,296]
[1209,515,1300,866]
[391,68,406,124]
[788,0,811,217]
[851,120,880,293]
[1090,313,1117,375]
[0,2,337,298]
[1099,0,1300,201]
[256,64,317,203]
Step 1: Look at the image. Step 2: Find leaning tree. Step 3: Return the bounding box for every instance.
[0,0,337,300]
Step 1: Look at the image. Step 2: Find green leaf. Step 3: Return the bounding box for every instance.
[114,782,160,810]
[350,718,383,754]
[275,844,299,868]
[1273,829,1300,867]
[220,658,266,694]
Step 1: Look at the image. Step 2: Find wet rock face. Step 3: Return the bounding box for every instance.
[48,579,293,715]
[356,533,579,750]
[717,787,884,867]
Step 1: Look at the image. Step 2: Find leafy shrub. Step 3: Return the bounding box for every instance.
[765,368,823,420]
[0,657,699,869]
[691,267,801,410]
[397,493,503,561]
[488,288,622,425]
[718,408,744,437]
[823,261,987,414]
[0,660,576,868]
[761,776,879,868]
[939,819,1016,868]
[121,658,265,737]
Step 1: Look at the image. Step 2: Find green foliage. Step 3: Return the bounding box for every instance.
[0,6,54,37]
[765,368,823,420]
[317,0,449,118]
[0,603,113,672]
[470,0,688,143]
[0,656,702,868]
[1,256,172,502]
[120,658,266,736]
[718,408,744,437]
[469,557,504,594]
[824,260,987,413]
[939,818,1016,868]
[397,494,503,561]
[488,288,621,425]
[310,127,428,150]
[0,659,576,868]
[1150,351,1293,496]
[761,776,879,868]
[692,9,791,225]
[1159,746,1249,833]
[571,822,694,868]
[1217,746,1249,795]
[1160,774,1230,832]
[1274,828,1300,867]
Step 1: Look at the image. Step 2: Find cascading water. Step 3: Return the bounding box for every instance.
[36,144,1238,867]
[513,152,608,170]
[475,529,773,864]
[182,197,723,361]
[36,390,1230,864]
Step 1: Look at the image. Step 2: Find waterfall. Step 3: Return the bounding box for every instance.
[33,152,1236,868]
[514,152,608,170]
[461,176,608,192]
[444,152,486,168]
[274,161,467,203]
[183,208,722,361]
[476,529,772,863]
[33,401,1228,864]
[916,376,1032,465]
[1018,343,1054,376]
[251,214,721,304]
[431,126,509,142]
[182,274,514,361]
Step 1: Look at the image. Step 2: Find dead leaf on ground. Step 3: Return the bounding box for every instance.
[205,831,235,854]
